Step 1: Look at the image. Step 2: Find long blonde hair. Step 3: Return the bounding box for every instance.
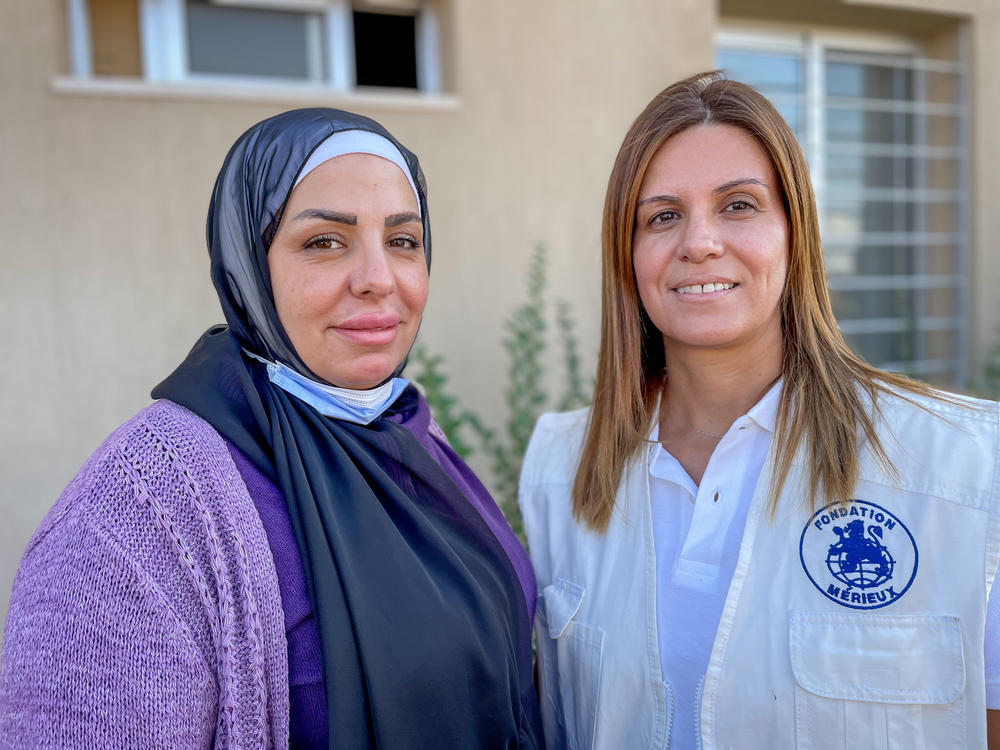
[573,71,938,532]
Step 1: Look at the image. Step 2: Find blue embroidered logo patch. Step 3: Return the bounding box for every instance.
[799,500,917,609]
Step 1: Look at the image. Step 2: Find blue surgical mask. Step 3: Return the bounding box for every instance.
[248,352,409,425]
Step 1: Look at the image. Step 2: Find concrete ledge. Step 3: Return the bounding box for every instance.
[51,76,461,114]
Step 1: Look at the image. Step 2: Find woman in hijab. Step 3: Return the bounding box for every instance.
[0,109,544,749]
[519,72,1000,749]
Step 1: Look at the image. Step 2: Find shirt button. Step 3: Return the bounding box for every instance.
[713,491,720,503]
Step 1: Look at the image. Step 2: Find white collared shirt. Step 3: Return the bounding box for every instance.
[649,382,1000,748]
[648,382,780,749]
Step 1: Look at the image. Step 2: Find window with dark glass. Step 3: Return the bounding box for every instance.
[352,11,418,89]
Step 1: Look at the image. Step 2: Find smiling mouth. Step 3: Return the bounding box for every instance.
[674,282,736,295]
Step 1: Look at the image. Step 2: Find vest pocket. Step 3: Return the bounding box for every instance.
[789,610,966,750]
[536,578,605,750]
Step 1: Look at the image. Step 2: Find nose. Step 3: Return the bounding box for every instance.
[349,239,396,297]
[679,211,723,263]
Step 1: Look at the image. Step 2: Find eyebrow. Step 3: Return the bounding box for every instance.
[385,211,421,227]
[292,208,357,225]
[713,177,768,194]
[637,193,680,207]
[636,177,769,207]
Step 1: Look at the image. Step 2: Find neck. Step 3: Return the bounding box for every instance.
[660,335,783,440]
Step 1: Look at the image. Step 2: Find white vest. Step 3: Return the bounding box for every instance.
[519,390,1000,750]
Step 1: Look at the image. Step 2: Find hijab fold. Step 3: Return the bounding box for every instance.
[153,109,542,749]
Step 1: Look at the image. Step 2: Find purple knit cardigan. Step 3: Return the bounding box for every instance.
[0,400,290,749]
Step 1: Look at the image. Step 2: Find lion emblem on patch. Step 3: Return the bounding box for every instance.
[799,500,917,609]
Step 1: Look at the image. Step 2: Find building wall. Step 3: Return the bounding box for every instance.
[0,0,716,638]
[2,0,997,641]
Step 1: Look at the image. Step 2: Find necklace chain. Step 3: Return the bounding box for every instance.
[690,423,726,440]
[664,406,728,440]
[662,395,732,440]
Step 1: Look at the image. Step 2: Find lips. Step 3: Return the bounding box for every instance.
[333,313,401,345]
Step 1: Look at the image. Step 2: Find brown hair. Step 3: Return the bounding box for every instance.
[573,71,938,532]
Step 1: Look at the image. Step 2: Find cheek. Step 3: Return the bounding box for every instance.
[770,233,790,291]
[632,241,662,302]
[277,275,317,323]
[632,241,648,286]
[744,225,789,290]
[271,263,340,333]
[268,260,298,324]
[402,266,430,313]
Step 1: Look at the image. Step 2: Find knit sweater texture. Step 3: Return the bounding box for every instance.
[0,400,290,749]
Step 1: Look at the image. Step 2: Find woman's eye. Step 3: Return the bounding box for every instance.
[305,235,342,251]
[725,199,754,213]
[649,209,679,225]
[389,236,422,250]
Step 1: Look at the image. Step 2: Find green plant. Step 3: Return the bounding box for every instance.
[408,243,591,542]
[495,244,549,502]
[555,298,588,412]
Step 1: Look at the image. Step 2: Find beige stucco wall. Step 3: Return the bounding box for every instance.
[0,0,716,638]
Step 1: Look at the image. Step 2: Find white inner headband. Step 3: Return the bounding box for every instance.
[294,129,421,215]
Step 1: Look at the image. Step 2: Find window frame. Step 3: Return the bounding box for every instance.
[65,0,444,94]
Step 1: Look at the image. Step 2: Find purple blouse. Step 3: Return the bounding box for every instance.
[226,393,536,748]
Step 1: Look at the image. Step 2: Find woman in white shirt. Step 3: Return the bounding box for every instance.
[519,71,1000,750]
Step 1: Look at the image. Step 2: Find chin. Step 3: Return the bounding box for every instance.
[318,359,399,390]
[326,373,392,390]
[665,329,742,349]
